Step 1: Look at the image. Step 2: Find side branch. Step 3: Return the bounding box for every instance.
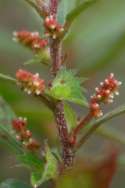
[25,0,47,18]
[0,73,54,112]
[64,0,98,36]
[70,111,93,143]
[75,104,125,151]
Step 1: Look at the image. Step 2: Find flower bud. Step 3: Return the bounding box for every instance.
[13,30,48,52]
[90,73,121,117]
[16,69,45,96]
[44,15,64,39]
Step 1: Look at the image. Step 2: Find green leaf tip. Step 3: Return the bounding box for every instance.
[31,143,58,188]
[0,73,16,82]
[64,102,77,133]
[66,0,98,23]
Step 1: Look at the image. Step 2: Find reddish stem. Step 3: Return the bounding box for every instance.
[50,0,58,18]
[70,111,93,143]
[48,0,75,168]
[50,39,62,75]
[48,0,73,168]
[55,102,74,167]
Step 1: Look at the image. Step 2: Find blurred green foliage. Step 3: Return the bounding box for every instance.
[0,179,32,188]
[0,0,125,187]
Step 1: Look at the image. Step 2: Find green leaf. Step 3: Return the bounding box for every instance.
[0,96,22,153]
[64,103,77,133]
[0,179,31,188]
[0,97,44,184]
[24,50,50,66]
[18,152,44,171]
[0,97,16,125]
[31,171,43,188]
[66,0,98,25]
[58,0,76,23]
[0,73,16,82]
[31,144,58,187]
[41,144,58,183]
[47,68,88,106]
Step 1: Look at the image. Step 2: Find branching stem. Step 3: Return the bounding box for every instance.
[71,111,93,142]
[75,105,125,151]
[25,0,47,18]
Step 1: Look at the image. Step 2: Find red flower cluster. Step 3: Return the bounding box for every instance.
[16,69,45,95]
[90,73,122,117]
[13,30,48,52]
[44,15,64,39]
[12,117,40,151]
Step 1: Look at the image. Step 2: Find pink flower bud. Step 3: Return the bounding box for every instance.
[44,15,64,39]
[16,69,45,96]
[90,73,121,118]
[12,117,27,132]
[13,30,48,52]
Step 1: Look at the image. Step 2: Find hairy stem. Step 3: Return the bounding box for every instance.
[48,0,74,168]
[75,104,125,151]
[55,102,74,167]
[50,0,58,18]
[50,40,74,167]
[50,40,62,75]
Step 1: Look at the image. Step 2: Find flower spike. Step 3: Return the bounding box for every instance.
[13,30,48,52]
[12,117,40,151]
[44,15,64,39]
[16,69,45,96]
[90,73,122,117]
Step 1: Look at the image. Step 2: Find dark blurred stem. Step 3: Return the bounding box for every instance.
[75,104,125,152]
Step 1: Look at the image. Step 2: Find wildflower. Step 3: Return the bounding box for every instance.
[90,73,122,117]
[16,69,45,96]
[13,30,48,52]
[44,15,64,39]
[12,117,27,132]
[12,117,40,151]
[26,138,40,151]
